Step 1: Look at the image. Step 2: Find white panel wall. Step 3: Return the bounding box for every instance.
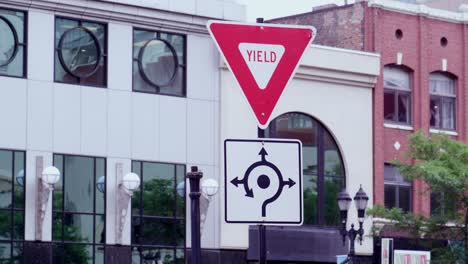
[27,80,53,151]
[53,83,81,154]
[81,88,108,156]
[0,3,224,251]
[0,77,27,150]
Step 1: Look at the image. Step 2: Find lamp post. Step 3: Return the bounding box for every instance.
[337,185,369,263]
[187,166,203,264]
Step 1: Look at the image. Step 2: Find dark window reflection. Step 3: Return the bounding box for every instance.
[0,149,25,262]
[131,161,185,263]
[0,9,26,78]
[384,164,411,212]
[133,29,186,96]
[265,112,345,226]
[55,18,107,87]
[53,154,105,264]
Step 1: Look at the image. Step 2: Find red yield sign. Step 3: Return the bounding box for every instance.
[207,21,316,129]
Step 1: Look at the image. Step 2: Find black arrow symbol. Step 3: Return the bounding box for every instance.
[283,178,296,188]
[259,147,268,161]
[245,188,254,197]
[230,177,242,187]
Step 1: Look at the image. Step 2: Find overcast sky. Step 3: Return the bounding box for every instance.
[242,0,355,22]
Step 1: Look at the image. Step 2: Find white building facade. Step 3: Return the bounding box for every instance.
[0,0,379,263]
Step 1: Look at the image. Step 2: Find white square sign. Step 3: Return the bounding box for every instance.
[224,139,303,225]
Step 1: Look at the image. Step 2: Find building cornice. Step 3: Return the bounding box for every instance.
[0,0,233,35]
[368,0,468,24]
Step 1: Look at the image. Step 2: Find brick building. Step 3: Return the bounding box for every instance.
[271,0,467,243]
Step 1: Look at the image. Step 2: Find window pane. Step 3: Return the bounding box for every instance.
[0,46,24,77]
[175,219,185,247]
[63,213,94,243]
[0,243,10,262]
[430,97,442,128]
[441,98,455,130]
[397,93,410,123]
[95,215,105,244]
[324,131,344,177]
[13,212,23,240]
[13,152,24,209]
[384,91,396,121]
[384,66,410,90]
[0,211,11,239]
[399,186,411,212]
[384,185,396,209]
[430,73,455,96]
[324,176,343,226]
[139,217,175,246]
[63,244,92,264]
[142,163,175,217]
[95,246,104,264]
[176,249,185,264]
[0,150,12,209]
[52,213,62,241]
[132,162,142,216]
[12,242,22,264]
[64,156,94,213]
[175,165,185,218]
[53,155,64,211]
[95,158,105,214]
[133,29,185,96]
[303,174,317,225]
[55,18,106,87]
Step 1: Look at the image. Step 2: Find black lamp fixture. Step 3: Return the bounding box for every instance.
[337,185,369,263]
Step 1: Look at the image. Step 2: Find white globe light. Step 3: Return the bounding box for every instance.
[122,172,140,191]
[201,178,219,197]
[176,181,185,197]
[16,169,24,187]
[42,166,61,185]
[96,176,105,193]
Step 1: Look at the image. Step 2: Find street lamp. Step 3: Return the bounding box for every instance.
[115,168,141,245]
[201,178,219,198]
[36,165,61,240]
[186,166,203,264]
[337,185,369,263]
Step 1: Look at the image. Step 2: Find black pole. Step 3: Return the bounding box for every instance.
[187,166,203,264]
[259,225,267,264]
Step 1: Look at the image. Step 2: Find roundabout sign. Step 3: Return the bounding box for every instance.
[224,139,303,225]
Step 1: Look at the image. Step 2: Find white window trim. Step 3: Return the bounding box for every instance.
[384,123,414,131]
[429,128,458,136]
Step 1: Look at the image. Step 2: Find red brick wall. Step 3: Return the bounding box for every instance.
[367,8,467,216]
[269,3,366,51]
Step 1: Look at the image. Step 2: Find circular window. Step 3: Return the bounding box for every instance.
[395,29,403,40]
[441,37,448,47]
[0,16,18,67]
[58,26,101,78]
[138,38,178,88]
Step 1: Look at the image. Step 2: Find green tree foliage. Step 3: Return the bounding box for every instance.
[368,131,468,263]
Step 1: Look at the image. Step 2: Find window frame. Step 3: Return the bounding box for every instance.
[0,8,27,79]
[429,72,457,131]
[384,164,412,212]
[132,27,187,98]
[54,16,108,88]
[383,66,412,125]
[0,149,26,262]
[130,160,186,264]
[51,153,107,264]
[259,112,346,227]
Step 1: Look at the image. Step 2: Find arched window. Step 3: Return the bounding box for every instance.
[262,113,345,226]
[384,66,412,125]
[429,72,456,130]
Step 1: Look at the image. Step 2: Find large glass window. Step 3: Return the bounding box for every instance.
[52,154,106,264]
[263,113,345,226]
[131,161,185,264]
[0,8,26,77]
[383,66,412,125]
[55,17,107,87]
[0,150,25,263]
[430,72,456,130]
[384,164,411,212]
[133,29,186,96]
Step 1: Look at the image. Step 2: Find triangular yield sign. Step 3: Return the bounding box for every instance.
[208,21,316,129]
